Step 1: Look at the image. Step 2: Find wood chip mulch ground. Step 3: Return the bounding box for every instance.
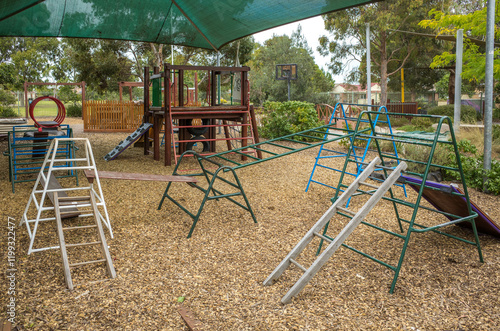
[1,118,499,330]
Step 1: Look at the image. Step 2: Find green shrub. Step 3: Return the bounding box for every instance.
[493,108,500,121]
[259,101,324,141]
[427,104,478,123]
[398,117,433,132]
[66,104,82,117]
[0,106,18,118]
[493,124,500,142]
[387,117,411,128]
[441,139,500,195]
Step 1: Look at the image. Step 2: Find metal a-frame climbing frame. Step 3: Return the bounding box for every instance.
[264,157,407,304]
[158,150,257,238]
[158,122,356,237]
[272,111,482,301]
[21,138,113,254]
[306,102,406,197]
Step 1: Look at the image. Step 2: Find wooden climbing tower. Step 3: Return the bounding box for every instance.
[143,64,261,166]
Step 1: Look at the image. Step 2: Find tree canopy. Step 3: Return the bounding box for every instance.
[319,0,452,104]
[248,27,334,106]
[419,1,500,83]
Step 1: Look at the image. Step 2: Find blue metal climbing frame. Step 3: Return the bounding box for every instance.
[4,125,77,193]
[306,102,406,197]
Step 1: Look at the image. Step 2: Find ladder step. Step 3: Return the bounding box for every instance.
[63,225,98,230]
[66,241,102,248]
[360,181,379,189]
[70,259,106,267]
[337,206,356,216]
[58,196,91,202]
[313,232,333,243]
[289,258,307,273]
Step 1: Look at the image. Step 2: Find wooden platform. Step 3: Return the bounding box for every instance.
[84,170,197,183]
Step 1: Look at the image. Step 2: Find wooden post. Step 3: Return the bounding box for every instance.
[81,81,86,121]
[165,64,172,166]
[153,66,160,161]
[24,81,28,118]
[143,67,150,156]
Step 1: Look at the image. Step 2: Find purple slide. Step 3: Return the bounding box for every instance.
[402,175,500,238]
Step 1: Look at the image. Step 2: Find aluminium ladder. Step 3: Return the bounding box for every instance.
[54,191,116,290]
[21,138,113,254]
[263,157,407,304]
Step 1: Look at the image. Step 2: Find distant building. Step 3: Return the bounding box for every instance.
[331,83,381,104]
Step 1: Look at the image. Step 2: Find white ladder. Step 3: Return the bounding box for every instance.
[54,191,116,290]
[263,157,407,304]
[20,138,113,255]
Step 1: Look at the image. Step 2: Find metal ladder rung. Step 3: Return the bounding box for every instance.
[66,241,102,248]
[360,181,379,189]
[70,259,106,267]
[289,258,307,273]
[337,206,356,216]
[313,232,333,243]
[63,225,98,230]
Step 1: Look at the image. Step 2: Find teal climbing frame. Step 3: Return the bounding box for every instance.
[317,111,483,293]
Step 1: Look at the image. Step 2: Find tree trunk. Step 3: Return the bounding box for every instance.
[448,69,455,104]
[379,30,388,106]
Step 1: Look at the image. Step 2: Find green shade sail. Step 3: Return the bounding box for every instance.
[0,0,375,50]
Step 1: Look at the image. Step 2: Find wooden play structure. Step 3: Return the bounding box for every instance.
[142,64,261,166]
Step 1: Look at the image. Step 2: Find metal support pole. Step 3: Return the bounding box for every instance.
[453,29,463,134]
[287,79,291,101]
[484,0,495,176]
[366,24,371,105]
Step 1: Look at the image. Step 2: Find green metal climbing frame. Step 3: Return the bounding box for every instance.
[318,111,483,293]
[158,122,356,237]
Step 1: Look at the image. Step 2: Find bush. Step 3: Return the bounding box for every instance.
[387,117,411,128]
[66,104,82,117]
[427,104,478,124]
[493,108,500,121]
[259,101,324,141]
[0,106,18,118]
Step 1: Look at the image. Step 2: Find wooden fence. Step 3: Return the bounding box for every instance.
[386,102,419,118]
[84,100,143,132]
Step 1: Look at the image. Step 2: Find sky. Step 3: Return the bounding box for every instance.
[252,16,353,83]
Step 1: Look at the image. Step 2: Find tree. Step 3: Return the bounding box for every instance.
[0,37,60,91]
[319,0,451,105]
[248,27,334,106]
[419,3,500,84]
[62,39,134,93]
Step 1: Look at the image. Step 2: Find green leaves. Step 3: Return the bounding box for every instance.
[259,101,324,141]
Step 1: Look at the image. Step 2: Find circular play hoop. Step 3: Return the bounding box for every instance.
[29,96,66,129]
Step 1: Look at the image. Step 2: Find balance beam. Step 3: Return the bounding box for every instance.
[84,170,197,184]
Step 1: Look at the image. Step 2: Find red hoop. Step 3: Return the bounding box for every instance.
[29,96,66,129]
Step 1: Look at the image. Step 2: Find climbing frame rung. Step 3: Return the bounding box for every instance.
[70,259,106,267]
[63,225,98,230]
[66,241,102,248]
[337,206,355,216]
[360,181,379,189]
[289,258,307,273]
[313,232,333,243]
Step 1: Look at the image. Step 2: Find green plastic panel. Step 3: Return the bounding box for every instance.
[0,0,375,50]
